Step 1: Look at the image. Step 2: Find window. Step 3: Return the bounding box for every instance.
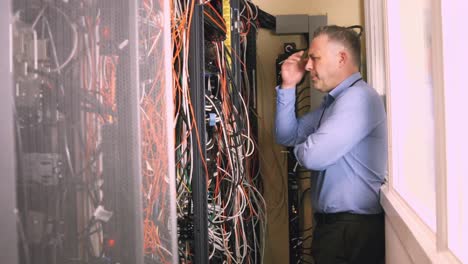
[441,1,468,263]
[386,0,436,230]
[365,0,467,263]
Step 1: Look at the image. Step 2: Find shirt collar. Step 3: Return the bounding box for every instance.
[329,72,362,99]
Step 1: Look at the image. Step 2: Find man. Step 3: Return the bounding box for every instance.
[275,25,387,264]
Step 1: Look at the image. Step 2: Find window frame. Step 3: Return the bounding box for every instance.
[364,0,462,262]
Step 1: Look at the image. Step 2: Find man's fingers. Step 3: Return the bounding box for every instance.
[279,51,303,65]
[284,50,308,64]
[288,50,304,61]
[293,50,305,57]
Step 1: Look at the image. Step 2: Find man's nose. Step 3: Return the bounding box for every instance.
[305,58,313,72]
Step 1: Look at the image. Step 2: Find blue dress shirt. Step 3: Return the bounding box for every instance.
[275,73,387,214]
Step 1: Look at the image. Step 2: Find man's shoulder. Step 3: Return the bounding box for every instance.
[337,84,386,114]
[338,83,377,102]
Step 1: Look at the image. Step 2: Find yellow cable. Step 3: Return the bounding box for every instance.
[223,0,231,65]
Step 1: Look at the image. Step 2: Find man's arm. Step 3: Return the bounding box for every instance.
[275,50,317,146]
[294,88,386,170]
[275,87,321,146]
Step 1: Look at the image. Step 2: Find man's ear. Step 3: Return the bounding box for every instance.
[338,50,347,65]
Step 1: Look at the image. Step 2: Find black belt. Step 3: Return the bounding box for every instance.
[314,212,383,224]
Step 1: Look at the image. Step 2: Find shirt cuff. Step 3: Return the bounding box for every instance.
[276,85,296,102]
[276,85,296,91]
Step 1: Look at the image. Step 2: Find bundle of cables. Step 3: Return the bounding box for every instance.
[204,1,227,41]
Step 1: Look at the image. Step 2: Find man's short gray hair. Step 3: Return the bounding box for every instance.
[313,25,361,67]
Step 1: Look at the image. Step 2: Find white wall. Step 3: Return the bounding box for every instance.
[386,220,414,264]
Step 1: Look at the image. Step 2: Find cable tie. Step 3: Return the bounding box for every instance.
[93,205,113,222]
[118,39,129,50]
[209,113,217,126]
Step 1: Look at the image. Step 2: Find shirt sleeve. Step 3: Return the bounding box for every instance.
[293,88,386,170]
[275,86,322,146]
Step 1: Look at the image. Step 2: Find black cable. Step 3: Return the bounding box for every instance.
[247,2,275,30]
[299,187,311,209]
[347,25,364,37]
[16,212,32,264]
[203,4,226,41]
[297,105,311,114]
[296,86,310,98]
[296,95,311,106]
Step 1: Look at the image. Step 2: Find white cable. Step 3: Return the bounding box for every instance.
[33,5,78,73]
[31,6,46,29]
[238,91,255,157]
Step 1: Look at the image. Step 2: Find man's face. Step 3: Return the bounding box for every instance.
[305,34,343,93]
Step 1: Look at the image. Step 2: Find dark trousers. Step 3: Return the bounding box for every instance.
[312,212,385,264]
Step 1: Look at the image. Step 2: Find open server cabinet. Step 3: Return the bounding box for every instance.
[173,0,267,263]
[1,0,267,263]
[3,0,177,263]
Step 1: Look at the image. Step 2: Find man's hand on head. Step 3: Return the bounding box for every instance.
[280,50,307,89]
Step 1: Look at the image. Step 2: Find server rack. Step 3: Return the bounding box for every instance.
[0,1,20,264]
[3,0,268,263]
[5,0,177,263]
[188,4,209,264]
[174,0,268,263]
